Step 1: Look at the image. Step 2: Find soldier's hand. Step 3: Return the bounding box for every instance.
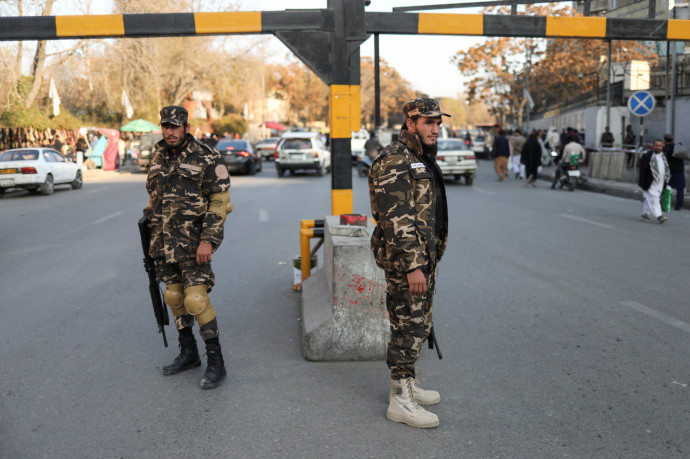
[196,241,213,265]
[406,268,427,296]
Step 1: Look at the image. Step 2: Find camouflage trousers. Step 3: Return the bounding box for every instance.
[155,258,218,340]
[385,265,436,380]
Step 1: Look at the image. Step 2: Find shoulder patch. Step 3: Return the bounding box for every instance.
[411,162,425,169]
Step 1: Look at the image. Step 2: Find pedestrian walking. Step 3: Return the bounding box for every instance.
[662,133,685,211]
[522,132,542,187]
[511,129,526,179]
[491,129,511,181]
[368,98,449,429]
[638,139,670,224]
[144,106,233,389]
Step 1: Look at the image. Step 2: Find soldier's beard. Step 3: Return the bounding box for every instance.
[165,130,188,150]
[422,142,437,159]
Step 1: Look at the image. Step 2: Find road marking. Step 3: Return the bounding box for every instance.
[619,300,690,335]
[259,209,269,222]
[559,213,615,229]
[93,210,124,224]
[85,187,108,193]
[472,187,496,195]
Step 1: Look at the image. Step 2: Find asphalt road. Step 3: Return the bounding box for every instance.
[1,159,689,458]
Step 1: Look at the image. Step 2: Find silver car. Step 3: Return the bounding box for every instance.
[0,148,83,196]
[275,132,331,177]
[436,139,478,185]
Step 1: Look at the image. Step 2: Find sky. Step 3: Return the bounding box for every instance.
[48,0,486,99]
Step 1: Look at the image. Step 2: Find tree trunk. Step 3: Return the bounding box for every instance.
[16,0,23,76]
[24,0,55,108]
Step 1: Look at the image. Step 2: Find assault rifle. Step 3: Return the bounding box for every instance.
[138,216,169,347]
[428,325,443,360]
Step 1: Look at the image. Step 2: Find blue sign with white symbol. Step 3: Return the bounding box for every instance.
[628,90,656,117]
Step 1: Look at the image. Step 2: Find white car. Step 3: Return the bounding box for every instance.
[351,129,369,160]
[436,139,478,185]
[275,132,331,177]
[0,148,83,196]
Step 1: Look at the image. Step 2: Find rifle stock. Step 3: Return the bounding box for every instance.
[138,216,169,347]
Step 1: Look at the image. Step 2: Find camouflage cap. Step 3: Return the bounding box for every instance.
[403,98,450,119]
[159,106,188,127]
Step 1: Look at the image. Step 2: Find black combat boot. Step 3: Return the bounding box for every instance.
[162,328,201,375]
[200,338,227,389]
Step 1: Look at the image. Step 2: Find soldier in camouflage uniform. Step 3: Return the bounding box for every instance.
[368,98,449,428]
[144,106,232,389]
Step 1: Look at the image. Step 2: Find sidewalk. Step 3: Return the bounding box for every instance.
[536,165,690,210]
[82,162,145,182]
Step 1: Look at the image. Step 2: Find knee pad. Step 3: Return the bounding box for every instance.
[163,283,186,317]
[184,285,216,325]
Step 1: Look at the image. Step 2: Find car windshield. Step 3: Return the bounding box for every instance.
[281,139,312,150]
[438,140,467,151]
[0,150,39,161]
[256,138,278,146]
[217,140,249,151]
[475,136,485,142]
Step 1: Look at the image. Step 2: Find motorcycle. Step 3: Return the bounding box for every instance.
[551,151,586,191]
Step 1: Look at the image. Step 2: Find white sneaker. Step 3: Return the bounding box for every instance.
[387,379,439,428]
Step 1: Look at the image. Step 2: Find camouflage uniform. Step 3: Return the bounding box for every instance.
[145,107,231,340]
[369,99,449,380]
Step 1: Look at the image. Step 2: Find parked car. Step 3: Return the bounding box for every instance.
[436,139,477,185]
[472,134,492,158]
[254,137,281,160]
[351,128,369,160]
[216,138,262,175]
[274,132,331,177]
[0,148,83,196]
[136,132,163,170]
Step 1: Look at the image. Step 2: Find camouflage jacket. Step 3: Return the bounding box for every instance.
[145,134,230,263]
[368,129,448,274]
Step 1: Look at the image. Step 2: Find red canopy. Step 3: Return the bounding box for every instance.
[260,121,285,131]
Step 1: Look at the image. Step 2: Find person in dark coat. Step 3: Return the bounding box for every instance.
[662,133,685,210]
[491,130,510,181]
[522,133,542,187]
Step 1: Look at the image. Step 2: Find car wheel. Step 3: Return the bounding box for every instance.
[567,181,574,191]
[317,164,326,176]
[465,175,474,186]
[71,170,83,189]
[0,187,4,198]
[257,158,263,172]
[247,161,256,176]
[277,167,285,178]
[41,174,54,195]
[454,174,461,182]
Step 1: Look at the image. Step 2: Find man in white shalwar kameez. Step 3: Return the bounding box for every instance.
[638,139,670,224]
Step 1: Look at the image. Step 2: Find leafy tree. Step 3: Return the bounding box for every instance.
[454,4,657,126]
[360,56,416,129]
[211,114,247,137]
[268,57,329,127]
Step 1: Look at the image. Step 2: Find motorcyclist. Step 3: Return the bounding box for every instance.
[551,134,586,189]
